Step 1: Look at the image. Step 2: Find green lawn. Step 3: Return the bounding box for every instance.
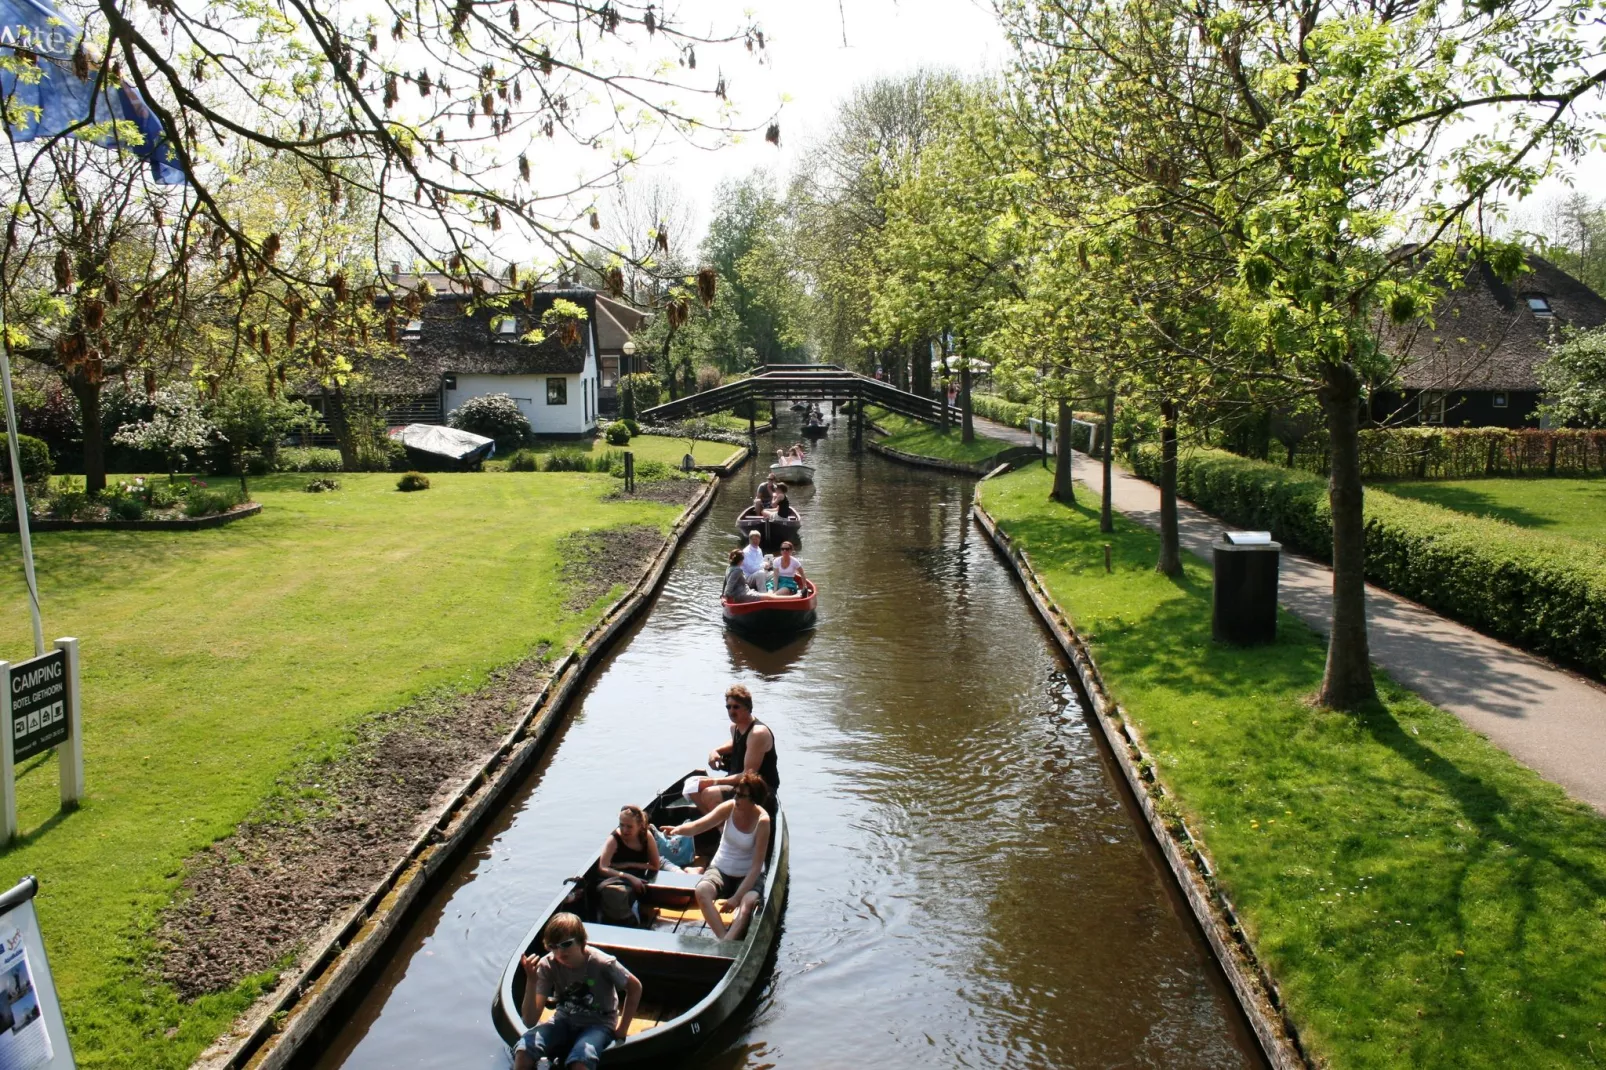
[979,465,1606,1070]
[1376,476,1606,547]
[485,432,743,471]
[865,406,1017,465]
[0,472,691,1067]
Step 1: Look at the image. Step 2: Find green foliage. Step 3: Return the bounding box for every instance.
[1,433,52,483]
[206,386,314,493]
[504,448,541,472]
[970,394,1034,429]
[1381,477,1606,547]
[1536,324,1606,428]
[48,491,93,520]
[608,457,677,482]
[619,418,642,437]
[604,421,632,446]
[304,478,341,493]
[447,392,532,451]
[617,373,662,414]
[183,486,246,518]
[1131,447,1606,677]
[542,450,621,473]
[396,472,431,492]
[109,496,147,520]
[276,448,343,473]
[1276,426,1606,479]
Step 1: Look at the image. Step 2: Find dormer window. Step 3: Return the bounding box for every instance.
[494,315,520,337]
[1525,295,1554,319]
[402,318,423,337]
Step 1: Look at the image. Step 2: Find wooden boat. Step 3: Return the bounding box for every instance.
[789,402,807,412]
[735,506,802,550]
[800,420,828,438]
[493,773,789,1064]
[768,461,815,484]
[723,579,817,635]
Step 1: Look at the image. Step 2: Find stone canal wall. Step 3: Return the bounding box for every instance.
[192,476,724,1070]
[971,496,1309,1070]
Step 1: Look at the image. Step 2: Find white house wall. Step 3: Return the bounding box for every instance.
[444,372,598,436]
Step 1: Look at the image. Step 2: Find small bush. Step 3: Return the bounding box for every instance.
[609,457,677,482]
[0,495,13,525]
[183,486,244,518]
[617,373,663,414]
[447,393,531,450]
[109,496,146,520]
[145,482,182,509]
[240,450,274,477]
[1,433,53,483]
[397,471,431,492]
[695,365,722,393]
[277,447,343,472]
[620,418,642,437]
[604,421,632,446]
[305,478,341,493]
[504,449,540,472]
[542,449,621,473]
[48,491,92,520]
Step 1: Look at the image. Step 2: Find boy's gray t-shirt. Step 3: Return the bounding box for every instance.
[535,946,634,1028]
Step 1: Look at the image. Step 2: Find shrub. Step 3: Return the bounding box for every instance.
[620,418,641,437]
[48,491,92,520]
[350,436,408,473]
[240,450,273,477]
[542,449,621,473]
[447,392,531,450]
[1,433,53,483]
[0,495,13,525]
[277,447,343,473]
[695,365,723,393]
[109,496,146,520]
[604,421,632,446]
[1277,427,1606,480]
[608,457,677,482]
[971,394,1033,429]
[1130,446,1606,678]
[504,448,540,472]
[305,478,341,493]
[145,481,182,509]
[183,486,244,517]
[397,471,431,492]
[617,373,662,414]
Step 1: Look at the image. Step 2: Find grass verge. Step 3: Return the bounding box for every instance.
[485,433,742,471]
[0,471,693,1067]
[978,464,1606,1070]
[1376,476,1606,547]
[864,406,1016,465]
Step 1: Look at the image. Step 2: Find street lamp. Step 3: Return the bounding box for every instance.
[621,340,638,420]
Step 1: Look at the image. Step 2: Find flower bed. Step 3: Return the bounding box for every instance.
[1,476,254,531]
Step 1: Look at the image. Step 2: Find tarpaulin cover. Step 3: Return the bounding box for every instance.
[0,0,186,183]
[387,423,497,463]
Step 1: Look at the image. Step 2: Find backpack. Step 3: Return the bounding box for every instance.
[596,877,640,927]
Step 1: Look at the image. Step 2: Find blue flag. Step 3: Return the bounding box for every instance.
[1,0,186,184]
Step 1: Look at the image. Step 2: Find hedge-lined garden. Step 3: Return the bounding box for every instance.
[971,393,1105,451]
[1280,427,1606,480]
[1130,446,1606,678]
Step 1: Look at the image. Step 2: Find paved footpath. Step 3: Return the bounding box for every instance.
[968,414,1606,815]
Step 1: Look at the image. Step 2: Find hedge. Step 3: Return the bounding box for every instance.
[1283,426,1606,480]
[2,432,53,483]
[1130,446,1606,678]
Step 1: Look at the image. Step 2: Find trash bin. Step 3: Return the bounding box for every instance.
[1213,531,1280,645]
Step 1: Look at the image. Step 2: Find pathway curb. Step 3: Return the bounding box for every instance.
[192,477,722,1070]
[972,497,1309,1070]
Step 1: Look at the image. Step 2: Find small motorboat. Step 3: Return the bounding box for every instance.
[723,579,817,635]
[493,772,789,1064]
[789,402,807,413]
[768,461,815,484]
[735,506,802,550]
[800,420,827,438]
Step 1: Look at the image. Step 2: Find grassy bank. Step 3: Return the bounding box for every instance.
[979,465,1606,1069]
[865,406,1016,465]
[1377,476,1606,547]
[484,432,742,472]
[0,471,694,1066]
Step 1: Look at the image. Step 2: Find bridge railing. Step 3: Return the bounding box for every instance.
[640,368,963,426]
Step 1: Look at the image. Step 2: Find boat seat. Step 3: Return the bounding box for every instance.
[584,922,739,960]
[536,1001,668,1037]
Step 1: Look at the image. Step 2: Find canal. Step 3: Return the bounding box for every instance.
[312,418,1262,1069]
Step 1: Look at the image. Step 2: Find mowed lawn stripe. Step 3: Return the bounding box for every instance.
[1375,475,1606,547]
[0,471,689,1066]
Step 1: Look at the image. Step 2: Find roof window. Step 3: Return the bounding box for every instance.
[495,315,520,336]
[1525,295,1554,319]
[402,318,423,337]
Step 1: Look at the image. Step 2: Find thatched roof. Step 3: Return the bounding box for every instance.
[1385,252,1606,391]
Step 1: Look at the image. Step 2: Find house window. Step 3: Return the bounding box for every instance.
[1421,390,1446,425]
[402,318,423,337]
[547,378,567,405]
[1525,295,1555,319]
[1492,391,1509,409]
[600,356,619,389]
[442,373,457,391]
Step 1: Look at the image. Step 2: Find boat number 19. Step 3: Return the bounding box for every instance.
[690,1022,700,1035]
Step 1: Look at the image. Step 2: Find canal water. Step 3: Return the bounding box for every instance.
[312,418,1261,1069]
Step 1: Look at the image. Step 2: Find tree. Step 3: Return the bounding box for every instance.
[112,383,215,481]
[1537,325,1606,426]
[207,385,314,496]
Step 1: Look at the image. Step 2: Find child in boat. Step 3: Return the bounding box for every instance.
[513,913,642,1070]
[597,804,663,895]
[769,542,805,596]
[665,773,772,941]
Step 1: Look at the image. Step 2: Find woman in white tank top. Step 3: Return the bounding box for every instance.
[665,773,772,941]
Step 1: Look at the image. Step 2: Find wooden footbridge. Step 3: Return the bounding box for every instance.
[641,364,960,450]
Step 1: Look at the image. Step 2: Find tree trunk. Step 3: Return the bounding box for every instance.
[1156,397,1181,576]
[323,387,359,471]
[1318,360,1379,710]
[911,338,932,398]
[1101,389,1115,533]
[960,362,974,443]
[69,377,106,494]
[1053,398,1075,504]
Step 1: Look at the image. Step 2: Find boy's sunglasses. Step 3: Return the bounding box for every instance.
[549,937,580,951]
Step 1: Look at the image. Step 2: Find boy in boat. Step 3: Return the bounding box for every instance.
[513,913,643,1070]
[690,685,780,813]
[665,773,772,941]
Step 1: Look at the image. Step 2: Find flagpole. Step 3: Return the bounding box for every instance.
[0,307,46,658]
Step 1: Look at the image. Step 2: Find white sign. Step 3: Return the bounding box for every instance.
[0,880,72,1069]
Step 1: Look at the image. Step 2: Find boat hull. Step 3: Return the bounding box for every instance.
[723,582,817,635]
[800,423,827,438]
[493,774,789,1064]
[768,462,814,484]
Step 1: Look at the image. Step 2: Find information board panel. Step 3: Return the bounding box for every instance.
[9,652,68,763]
[0,878,75,1069]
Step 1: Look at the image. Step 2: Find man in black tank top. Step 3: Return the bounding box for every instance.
[692,684,780,813]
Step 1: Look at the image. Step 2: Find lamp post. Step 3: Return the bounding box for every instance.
[621,340,637,420]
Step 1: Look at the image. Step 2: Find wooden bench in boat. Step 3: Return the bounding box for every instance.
[584,922,738,960]
[534,1000,672,1038]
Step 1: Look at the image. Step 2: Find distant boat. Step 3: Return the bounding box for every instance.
[735,506,801,550]
[768,461,814,484]
[800,420,827,438]
[493,772,789,1064]
[723,579,817,635]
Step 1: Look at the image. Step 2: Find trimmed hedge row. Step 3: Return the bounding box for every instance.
[1130,446,1606,678]
[1285,427,1606,480]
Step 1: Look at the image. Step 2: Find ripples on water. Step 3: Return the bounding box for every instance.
[313,424,1261,1070]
